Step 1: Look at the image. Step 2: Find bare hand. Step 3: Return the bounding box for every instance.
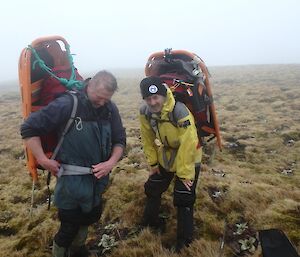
[182,180,193,191]
[24,137,60,176]
[92,160,115,179]
[38,158,60,176]
[149,166,160,177]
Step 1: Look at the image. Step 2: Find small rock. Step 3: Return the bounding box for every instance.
[211,168,226,177]
[281,169,293,175]
[227,142,239,148]
[212,191,222,198]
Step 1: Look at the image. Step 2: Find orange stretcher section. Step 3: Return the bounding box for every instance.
[145,49,222,150]
[18,35,69,182]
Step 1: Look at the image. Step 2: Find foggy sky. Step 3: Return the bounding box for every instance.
[1,0,299,82]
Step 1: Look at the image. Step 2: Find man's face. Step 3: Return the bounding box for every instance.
[87,82,114,108]
[144,94,166,113]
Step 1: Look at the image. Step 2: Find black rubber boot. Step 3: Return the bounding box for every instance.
[176,206,194,252]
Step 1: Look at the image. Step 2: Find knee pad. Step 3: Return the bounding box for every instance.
[144,179,163,198]
[173,180,196,207]
[174,190,195,207]
[144,171,173,198]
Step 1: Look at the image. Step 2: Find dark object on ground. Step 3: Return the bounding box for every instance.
[259,229,299,257]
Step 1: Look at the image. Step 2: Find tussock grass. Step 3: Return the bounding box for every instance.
[0,65,299,256]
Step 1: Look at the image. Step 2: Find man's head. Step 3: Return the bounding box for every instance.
[87,70,118,108]
[140,76,167,113]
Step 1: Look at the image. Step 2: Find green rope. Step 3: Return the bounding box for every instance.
[28,44,84,90]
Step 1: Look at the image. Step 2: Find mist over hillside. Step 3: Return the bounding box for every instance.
[1,64,299,93]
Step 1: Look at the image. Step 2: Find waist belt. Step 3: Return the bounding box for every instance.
[57,164,93,177]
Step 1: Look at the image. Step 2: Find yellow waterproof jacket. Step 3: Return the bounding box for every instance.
[139,88,202,180]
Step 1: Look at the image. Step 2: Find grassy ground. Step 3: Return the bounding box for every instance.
[0,65,299,257]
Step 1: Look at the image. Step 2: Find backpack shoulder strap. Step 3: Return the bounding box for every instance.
[140,104,150,118]
[50,91,78,160]
[168,101,189,126]
[140,104,160,134]
[140,104,154,124]
[47,91,79,210]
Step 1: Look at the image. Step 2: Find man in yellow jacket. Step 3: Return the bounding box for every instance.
[139,76,202,252]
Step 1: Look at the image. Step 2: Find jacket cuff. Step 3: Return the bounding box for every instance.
[150,163,158,167]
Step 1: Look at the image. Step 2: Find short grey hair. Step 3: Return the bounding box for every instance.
[91,70,118,92]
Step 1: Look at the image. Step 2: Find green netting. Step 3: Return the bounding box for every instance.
[28,44,84,90]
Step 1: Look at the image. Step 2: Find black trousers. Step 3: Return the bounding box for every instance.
[54,203,102,248]
[143,165,200,246]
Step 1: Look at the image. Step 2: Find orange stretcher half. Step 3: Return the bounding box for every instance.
[144,49,222,150]
[18,35,70,182]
